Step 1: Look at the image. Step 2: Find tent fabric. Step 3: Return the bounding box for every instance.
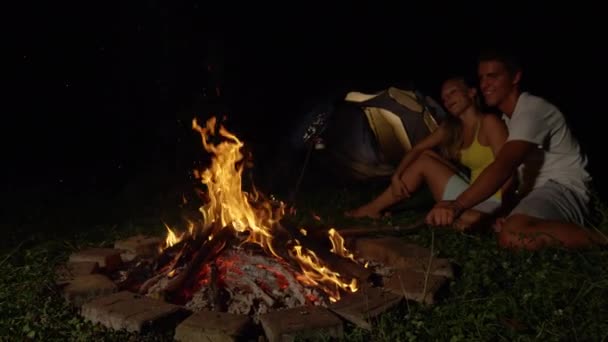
[267,85,447,196]
[321,86,446,181]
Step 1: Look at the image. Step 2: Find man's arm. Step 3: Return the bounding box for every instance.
[425,140,536,226]
[456,140,535,209]
[484,114,516,202]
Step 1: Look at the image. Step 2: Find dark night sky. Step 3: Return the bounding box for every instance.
[6,2,608,198]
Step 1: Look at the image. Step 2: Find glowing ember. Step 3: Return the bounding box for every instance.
[182,247,326,315]
[159,116,358,305]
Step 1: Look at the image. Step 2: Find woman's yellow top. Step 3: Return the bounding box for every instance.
[459,120,502,200]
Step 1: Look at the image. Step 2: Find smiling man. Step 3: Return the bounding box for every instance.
[425,49,605,250]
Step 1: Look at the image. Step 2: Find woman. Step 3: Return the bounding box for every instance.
[345,77,513,229]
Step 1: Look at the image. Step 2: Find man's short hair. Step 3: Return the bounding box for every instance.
[477,48,522,77]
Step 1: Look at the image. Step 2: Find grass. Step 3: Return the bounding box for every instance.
[2,170,608,341]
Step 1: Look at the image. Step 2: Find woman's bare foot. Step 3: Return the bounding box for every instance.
[344,205,382,219]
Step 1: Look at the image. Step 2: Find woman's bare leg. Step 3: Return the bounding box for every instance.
[346,151,460,218]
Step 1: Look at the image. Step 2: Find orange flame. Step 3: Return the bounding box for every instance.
[191,117,284,257]
[163,223,184,249]
[289,245,358,302]
[328,228,357,263]
[163,116,358,301]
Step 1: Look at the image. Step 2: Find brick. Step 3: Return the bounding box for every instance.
[174,311,252,342]
[354,238,454,278]
[81,291,190,333]
[258,306,343,342]
[56,261,99,285]
[114,234,162,259]
[328,286,402,330]
[69,248,123,272]
[382,269,448,305]
[62,274,117,307]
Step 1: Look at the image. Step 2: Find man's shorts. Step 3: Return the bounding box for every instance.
[442,173,502,214]
[508,179,590,226]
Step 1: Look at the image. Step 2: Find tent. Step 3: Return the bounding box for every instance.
[313,86,447,181]
[265,85,447,197]
[299,87,446,180]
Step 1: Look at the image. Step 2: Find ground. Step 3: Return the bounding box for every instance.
[2,163,608,341]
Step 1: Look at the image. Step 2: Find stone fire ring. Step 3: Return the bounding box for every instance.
[55,233,454,341]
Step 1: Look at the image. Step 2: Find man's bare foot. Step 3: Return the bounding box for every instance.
[344,205,381,219]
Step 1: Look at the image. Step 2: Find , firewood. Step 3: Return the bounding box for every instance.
[277,222,377,290]
[155,239,186,265]
[208,261,227,311]
[163,227,237,300]
[138,271,168,294]
[115,259,155,292]
[138,236,207,295]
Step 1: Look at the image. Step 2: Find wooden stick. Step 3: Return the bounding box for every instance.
[334,219,426,237]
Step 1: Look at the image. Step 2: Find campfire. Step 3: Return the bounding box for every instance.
[117,116,364,316]
[59,115,455,339]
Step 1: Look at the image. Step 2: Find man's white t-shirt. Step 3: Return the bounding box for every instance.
[502,92,591,199]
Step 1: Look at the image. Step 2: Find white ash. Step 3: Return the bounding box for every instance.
[184,246,329,315]
[185,288,212,311]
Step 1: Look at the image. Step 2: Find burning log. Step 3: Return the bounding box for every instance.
[280,223,377,289]
[115,259,155,293]
[208,261,227,311]
[139,270,170,295]
[134,226,214,296]
[162,226,238,301]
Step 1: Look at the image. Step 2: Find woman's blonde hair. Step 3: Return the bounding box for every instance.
[438,77,481,162]
[440,111,464,162]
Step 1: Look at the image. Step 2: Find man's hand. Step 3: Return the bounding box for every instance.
[425,200,465,226]
[390,175,410,199]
